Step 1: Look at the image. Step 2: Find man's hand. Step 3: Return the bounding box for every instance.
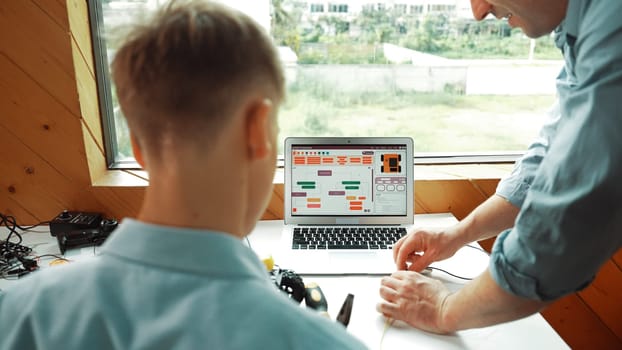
[376,270,452,334]
[394,195,520,272]
[378,269,550,334]
[393,228,462,272]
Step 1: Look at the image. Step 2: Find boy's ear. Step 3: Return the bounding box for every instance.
[245,99,274,160]
[130,133,146,168]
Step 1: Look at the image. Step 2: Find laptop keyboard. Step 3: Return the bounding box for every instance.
[292,226,407,250]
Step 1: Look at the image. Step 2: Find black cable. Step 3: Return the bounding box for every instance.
[465,244,490,255]
[1,213,49,234]
[427,266,474,280]
[426,244,490,281]
[1,213,24,247]
[1,213,43,277]
[13,221,50,231]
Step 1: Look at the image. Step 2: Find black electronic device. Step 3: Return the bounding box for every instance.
[268,267,354,326]
[49,210,103,236]
[304,282,329,314]
[269,268,306,303]
[50,210,118,253]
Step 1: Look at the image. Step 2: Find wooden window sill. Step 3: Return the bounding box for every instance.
[92,163,514,188]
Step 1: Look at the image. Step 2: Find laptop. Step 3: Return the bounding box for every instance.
[275,137,414,275]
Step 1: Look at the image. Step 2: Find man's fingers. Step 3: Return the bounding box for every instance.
[397,250,427,272]
[376,300,399,317]
[395,241,419,270]
[380,275,401,289]
[392,236,406,261]
[394,232,428,269]
[408,254,431,272]
[379,285,399,303]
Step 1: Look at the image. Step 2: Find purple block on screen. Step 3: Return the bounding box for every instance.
[292,192,307,197]
[329,191,346,196]
[318,170,332,176]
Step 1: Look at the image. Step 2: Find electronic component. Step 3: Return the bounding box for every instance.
[269,267,306,303]
[304,282,328,313]
[49,210,118,253]
[49,210,103,236]
[1,240,38,278]
[267,265,354,325]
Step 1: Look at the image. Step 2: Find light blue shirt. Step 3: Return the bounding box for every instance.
[491,0,622,301]
[0,219,367,349]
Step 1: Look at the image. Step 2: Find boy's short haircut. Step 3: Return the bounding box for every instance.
[111,0,284,153]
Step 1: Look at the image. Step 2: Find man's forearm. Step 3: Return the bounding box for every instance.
[449,194,520,246]
[440,269,548,332]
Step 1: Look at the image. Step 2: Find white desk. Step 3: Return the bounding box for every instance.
[247,214,569,350]
[1,214,569,349]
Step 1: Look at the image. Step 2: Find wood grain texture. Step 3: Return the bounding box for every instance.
[260,184,285,220]
[414,179,499,219]
[541,294,622,350]
[0,1,620,348]
[577,260,622,340]
[67,0,108,183]
[0,54,88,182]
[0,1,80,116]
[31,0,69,31]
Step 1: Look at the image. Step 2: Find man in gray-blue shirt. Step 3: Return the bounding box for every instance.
[0,1,366,349]
[378,0,622,333]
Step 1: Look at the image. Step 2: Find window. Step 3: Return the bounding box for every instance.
[410,5,424,15]
[328,4,348,13]
[310,3,324,13]
[394,4,407,15]
[90,0,562,168]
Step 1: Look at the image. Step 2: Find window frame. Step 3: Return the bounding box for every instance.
[87,0,531,171]
[88,0,138,170]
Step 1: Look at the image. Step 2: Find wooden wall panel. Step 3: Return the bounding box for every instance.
[67,0,95,74]
[68,0,108,183]
[261,183,285,220]
[262,179,499,221]
[0,0,100,224]
[414,178,498,219]
[89,186,145,220]
[541,294,622,349]
[0,1,79,116]
[0,54,88,182]
[0,124,98,216]
[578,260,622,340]
[31,0,69,31]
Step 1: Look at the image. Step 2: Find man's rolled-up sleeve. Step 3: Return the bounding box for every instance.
[490,0,622,301]
[496,101,562,208]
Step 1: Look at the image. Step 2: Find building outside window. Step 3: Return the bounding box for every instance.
[394,4,407,15]
[409,5,424,14]
[90,0,562,168]
[310,3,324,12]
[328,3,349,13]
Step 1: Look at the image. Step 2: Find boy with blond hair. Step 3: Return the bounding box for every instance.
[0,1,366,348]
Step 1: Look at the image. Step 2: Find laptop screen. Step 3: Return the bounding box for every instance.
[285,137,414,225]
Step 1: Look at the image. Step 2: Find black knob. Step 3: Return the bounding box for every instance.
[100,218,118,233]
[59,210,71,220]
